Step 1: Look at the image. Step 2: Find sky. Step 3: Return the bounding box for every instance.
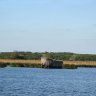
[0,0,96,54]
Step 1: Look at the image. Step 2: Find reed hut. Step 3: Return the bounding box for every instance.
[41,56,63,68]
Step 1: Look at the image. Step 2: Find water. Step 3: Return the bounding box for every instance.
[0,67,96,96]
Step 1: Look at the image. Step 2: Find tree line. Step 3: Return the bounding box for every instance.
[0,51,96,61]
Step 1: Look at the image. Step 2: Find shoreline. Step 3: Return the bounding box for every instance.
[0,59,96,69]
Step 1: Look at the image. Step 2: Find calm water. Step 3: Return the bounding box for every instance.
[0,67,96,96]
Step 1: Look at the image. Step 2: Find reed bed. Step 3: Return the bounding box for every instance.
[0,59,41,64]
[0,59,96,68]
[65,61,96,66]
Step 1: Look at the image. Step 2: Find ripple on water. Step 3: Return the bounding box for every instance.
[0,67,96,96]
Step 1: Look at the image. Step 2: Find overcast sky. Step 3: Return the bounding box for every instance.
[0,0,96,54]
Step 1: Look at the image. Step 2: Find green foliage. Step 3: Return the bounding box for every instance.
[6,63,42,68]
[9,63,24,67]
[0,63,7,68]
[63,64,78,69]
[0,51,96,61]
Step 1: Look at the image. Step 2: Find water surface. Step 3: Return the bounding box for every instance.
[0,67,96,96]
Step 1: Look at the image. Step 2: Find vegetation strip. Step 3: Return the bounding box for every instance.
[0,52,96,61]
[0,59,96,68]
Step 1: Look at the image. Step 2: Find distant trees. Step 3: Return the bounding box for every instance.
[0,51,96,61]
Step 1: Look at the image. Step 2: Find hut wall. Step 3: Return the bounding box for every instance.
[41,57,63,68]
[49,60,63,68]
[41,57,47,65]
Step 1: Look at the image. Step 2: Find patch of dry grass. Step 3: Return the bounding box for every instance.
[0,59,96,66]
[0,59,41,64]
[64,61,96,66]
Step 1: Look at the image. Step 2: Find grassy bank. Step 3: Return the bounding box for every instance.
[0,59,96,68]
[64,61,96,68]
[0,59,41,68]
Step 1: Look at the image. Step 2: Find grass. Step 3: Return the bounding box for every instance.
[0,59,96,68]
[0,59,41,68]
[64,61,96,67]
